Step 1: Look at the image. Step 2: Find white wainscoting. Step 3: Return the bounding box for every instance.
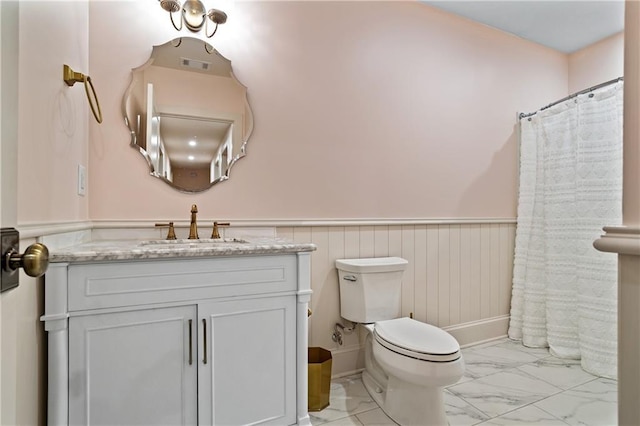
[276,222,516,376]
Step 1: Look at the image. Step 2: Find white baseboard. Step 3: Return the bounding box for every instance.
[444,315,510,347]
[328,344,364,379]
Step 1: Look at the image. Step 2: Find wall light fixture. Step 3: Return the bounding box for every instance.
[158,0,227,38]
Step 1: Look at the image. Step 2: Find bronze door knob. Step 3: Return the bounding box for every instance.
[6,243,49,278]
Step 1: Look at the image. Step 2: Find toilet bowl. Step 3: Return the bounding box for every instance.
[336,258,465,426]
[368,318,464,425]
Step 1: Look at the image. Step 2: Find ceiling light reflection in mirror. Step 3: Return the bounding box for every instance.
[123,37,253,192]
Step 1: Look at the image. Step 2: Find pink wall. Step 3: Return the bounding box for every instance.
[569,32,624,94]
[17,2,89,225]
[88,1,567,221]
[15,2,624,225]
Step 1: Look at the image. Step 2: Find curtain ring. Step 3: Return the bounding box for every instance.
[83,76,103,124]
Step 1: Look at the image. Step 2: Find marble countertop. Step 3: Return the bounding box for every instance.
[48,238,317,263]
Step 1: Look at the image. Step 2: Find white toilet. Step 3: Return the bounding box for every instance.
[336,257,464,426]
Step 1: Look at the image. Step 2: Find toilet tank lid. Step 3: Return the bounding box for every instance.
[335,257,408,273]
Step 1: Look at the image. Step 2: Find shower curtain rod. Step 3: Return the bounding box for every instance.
[518,76,623,120]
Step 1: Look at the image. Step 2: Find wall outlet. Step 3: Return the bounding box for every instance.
[77,164,86,196]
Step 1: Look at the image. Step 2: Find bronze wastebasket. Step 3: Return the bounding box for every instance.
[308,347,332,411]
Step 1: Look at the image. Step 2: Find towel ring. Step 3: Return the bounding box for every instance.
[83,76,102,124]
[63,64,103,124]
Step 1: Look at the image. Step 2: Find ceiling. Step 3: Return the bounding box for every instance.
[422,1,625,54]
[160,115,231,168]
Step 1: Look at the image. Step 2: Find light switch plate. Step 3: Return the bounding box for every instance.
[1,228,19,292]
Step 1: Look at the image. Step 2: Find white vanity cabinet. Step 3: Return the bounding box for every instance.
[42,251,313,426]
[198,296,297,425]
[68,305,199,425]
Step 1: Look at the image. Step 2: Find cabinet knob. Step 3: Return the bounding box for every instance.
[5,243,49,277]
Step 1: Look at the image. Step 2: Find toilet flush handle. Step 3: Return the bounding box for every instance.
[343,275,357,282]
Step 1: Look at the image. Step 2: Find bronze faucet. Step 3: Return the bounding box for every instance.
[188,204,199,239]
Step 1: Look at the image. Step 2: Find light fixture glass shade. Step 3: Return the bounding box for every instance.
[207,9,227,24]
[159,0,180,13]
[182,0,206,31]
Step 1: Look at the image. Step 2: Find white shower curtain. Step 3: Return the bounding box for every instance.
[508,82,623,379]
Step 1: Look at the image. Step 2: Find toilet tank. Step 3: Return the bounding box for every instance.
[335,257,408,323]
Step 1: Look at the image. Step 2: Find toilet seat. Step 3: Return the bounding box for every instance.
[374,318,461,362]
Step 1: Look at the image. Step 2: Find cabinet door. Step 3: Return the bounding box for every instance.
[69,306,198,426]
[198,296,297,425]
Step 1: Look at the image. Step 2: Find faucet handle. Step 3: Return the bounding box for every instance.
[155,222,177,240]
[211,221,230,239]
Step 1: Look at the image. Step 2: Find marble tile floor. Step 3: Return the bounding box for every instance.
[309,338,617,426]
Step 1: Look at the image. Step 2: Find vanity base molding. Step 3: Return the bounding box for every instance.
[42,252,312,426]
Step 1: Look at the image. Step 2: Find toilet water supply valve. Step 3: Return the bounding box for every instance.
[332,322,355,346]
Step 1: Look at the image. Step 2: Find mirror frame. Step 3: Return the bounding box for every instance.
[122,37,254,193]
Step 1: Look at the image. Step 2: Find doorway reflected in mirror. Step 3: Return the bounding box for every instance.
[123,37,253,192]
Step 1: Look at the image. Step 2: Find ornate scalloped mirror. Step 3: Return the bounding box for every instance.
[123,37,253,192]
